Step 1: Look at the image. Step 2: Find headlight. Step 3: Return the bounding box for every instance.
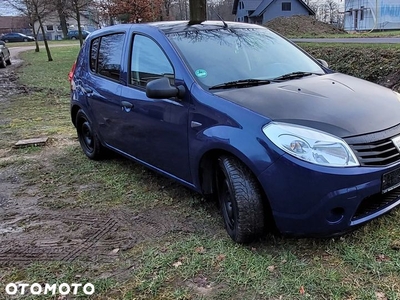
[263,122,359,167]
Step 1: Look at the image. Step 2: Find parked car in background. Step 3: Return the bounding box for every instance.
[0,41,11,68]
[69,21,400,243]
[67,30,90,40]
[0,32,35,42]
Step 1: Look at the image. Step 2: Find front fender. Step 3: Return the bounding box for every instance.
[190,124,283,191]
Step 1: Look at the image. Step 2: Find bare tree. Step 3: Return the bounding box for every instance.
[32,0,53,61]
[5,0,53,61]
[54,0,69,37]
[68,0,93,46]
[207,0,234,21]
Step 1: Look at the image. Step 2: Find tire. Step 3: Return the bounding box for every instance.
[76,110,104,160]
[0,55,6,68]
[71,37,77,40]
[23,38,28,42]
[216,155,265,243]
[4,39,8,43]
[6,58,11,65]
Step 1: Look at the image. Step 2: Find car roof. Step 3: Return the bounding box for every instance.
[90,21,263,36]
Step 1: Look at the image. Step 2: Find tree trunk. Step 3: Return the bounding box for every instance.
[34,25,40,52]
[57,6,69,38]
[75,3,83,47]
[37,15,53,62]
[189,0,206,21]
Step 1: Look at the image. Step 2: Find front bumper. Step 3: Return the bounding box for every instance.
[258,154,400,237]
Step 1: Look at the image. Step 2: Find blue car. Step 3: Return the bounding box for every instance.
[69,21,400,243]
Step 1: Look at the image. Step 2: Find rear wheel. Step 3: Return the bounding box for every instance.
[216,156,265,243]
[76,110,104,160]
[0,55,6,68]
[71,37,77,40]
[23,38,28,42]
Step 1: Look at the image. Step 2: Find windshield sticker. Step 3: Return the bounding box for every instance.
[195,69,207,78]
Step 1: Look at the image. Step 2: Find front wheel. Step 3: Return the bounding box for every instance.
[216,156,265,243]
[23,38,28,42]
[76,110,104,160]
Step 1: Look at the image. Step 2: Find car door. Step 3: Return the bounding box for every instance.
[118,34,191,182]
[82,33,126,147]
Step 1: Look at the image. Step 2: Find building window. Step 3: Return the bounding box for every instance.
[360,6,364,21]
[282,2,291,11]
[46,25,54,31]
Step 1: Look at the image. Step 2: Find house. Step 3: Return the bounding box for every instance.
[0,16,31,35]
[232,0,315,24]
[33,11,99,40]
[344,0,400,31]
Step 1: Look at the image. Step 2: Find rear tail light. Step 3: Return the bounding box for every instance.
[69,61,76,89]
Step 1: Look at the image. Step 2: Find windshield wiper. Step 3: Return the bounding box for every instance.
[272,71,317,81]
[209,79,271,90]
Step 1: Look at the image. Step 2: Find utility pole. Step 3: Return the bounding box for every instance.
[189,0,207,21]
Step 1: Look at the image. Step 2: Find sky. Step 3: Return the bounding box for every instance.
[0,2,21,16]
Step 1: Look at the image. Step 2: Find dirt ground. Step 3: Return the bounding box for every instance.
[0,48,213,268]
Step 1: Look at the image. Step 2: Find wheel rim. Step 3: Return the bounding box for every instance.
[218,170,236,232]
[81,121,94,153]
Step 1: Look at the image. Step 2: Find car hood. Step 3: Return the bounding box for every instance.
[214,73,400,138]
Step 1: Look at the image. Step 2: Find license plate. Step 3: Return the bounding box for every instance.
[382,167,400,194]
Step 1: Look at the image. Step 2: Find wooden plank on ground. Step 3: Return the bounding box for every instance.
[14,137,48,148]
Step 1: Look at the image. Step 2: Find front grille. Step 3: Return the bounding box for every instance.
[348,138,400,166]
[352,186,400,221]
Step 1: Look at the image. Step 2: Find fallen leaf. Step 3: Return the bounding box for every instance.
[390,240,400,250]
[216,254,226,262]
[299,286,305,295]
[375,291,388,300]
[251,247,257,251]
[195,246,206,254]
[267,265,275,272]
[376,254,390,262]
[109,248,119,255]
[173,261,183,268]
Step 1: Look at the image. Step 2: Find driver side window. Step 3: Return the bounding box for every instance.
[130,35,174,88]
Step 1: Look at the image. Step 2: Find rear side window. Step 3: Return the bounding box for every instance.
[130,35,174,87]
[90,38,99,72]
[96,33,125,81]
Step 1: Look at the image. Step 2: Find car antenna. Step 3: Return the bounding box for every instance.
[212,8,228,28]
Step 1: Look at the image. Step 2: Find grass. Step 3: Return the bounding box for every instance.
[5,39,79,48]
[287,29,400,39]
[1,45,400,299]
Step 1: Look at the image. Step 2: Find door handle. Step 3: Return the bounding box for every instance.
[121,101,133,112]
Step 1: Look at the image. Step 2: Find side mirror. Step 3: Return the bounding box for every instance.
[317,59,329,68]
[146,77,185,99]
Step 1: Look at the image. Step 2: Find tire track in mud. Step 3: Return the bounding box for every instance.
[0,193,208,266]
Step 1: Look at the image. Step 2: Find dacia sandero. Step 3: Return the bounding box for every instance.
[70,21,400,243]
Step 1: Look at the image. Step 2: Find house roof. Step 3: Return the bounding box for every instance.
[0,16,30,31]
[250,0,315,17]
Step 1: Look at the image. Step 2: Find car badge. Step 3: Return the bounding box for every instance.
[392,135,400,152]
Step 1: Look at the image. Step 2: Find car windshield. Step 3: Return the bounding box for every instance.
[167,27,325,89]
